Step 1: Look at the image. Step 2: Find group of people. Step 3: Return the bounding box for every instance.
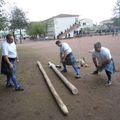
[55,40,115,86]
[0,34,115,92]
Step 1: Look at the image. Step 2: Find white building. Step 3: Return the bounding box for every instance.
[100,19,114,26]
[44,14,80,39]
[79,18,94,29]
[74,18,94,36]
[43,14,94,39]
[99,19,114,29]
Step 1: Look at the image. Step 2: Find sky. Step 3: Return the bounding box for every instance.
[4,0,116,24]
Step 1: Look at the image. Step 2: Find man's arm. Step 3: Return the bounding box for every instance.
[14,43,19,63]
[101,49,112,67]
[16,50,19,63]
[93,57,98,68]
[60,52,62,62]
[101,59,111,66]
[61,50,67,62]
[2,44,13,69]
[16,56,19,63]
[101,51,111,66]
[3,56,13,69]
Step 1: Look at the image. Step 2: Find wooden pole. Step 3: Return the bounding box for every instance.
[48,61,78,95]
[37,61,69,115]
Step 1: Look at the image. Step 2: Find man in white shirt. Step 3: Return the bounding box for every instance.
[1,34,24,91]
[56,40,80,78]
[92,42,115,85]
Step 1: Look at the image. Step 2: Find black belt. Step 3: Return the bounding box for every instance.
[8,58,16,61]
[67,52,72,57]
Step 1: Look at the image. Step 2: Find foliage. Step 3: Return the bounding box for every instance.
[9,6,28,30]
[0,0,4,5]
[113,0,120,18]
[0,16,7,30]
[113,0,120,26]
[27,22,47,37]
[112,17,120,26]
[0,0,7,30]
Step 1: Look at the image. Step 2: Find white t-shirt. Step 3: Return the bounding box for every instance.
[2,41,17,58]
[92,47,112,64]
[60,43,72,55]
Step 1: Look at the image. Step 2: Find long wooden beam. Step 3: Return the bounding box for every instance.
[37,61,69,115]
[48,61,78,95]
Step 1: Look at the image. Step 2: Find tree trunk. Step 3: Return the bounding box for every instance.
[12,30,17,44]
[37,61,69,115]
[48,61,78,95]
[20,29,22,44]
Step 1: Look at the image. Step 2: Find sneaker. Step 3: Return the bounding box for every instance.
[92,70,98,75]
[6,84,14,88]
[56,65,62,69]
[15,87,24,91]
[78,66,81,69]
[75,74,81,79]
[61,69,67,73]
[105,81,112,86]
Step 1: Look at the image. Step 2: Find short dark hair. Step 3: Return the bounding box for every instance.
[55,40,61,45]
[94,42,101,48]
[6,34,13,40]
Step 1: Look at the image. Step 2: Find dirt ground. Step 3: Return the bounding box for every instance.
[0,35,120,120]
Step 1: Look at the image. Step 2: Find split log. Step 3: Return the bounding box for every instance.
[48,61,78,95]
[37,61,69,115]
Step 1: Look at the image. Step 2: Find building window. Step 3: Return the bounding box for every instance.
[83,23,86,26]
[75,18,78,23]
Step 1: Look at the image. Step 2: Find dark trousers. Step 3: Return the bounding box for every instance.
[62,53,80,75]
[105,70,112,82]
[7,60,20,89]
[96,69,112,82]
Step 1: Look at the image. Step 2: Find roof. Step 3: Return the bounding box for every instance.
[100,19,114,24]
[43,14,79,22]
[79,18,93,21]
[53,14,79,18]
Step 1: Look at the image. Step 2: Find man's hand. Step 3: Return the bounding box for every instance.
[97,64,102,67]
[16,59,19,63]
[9,63,13,70]
[61,57,65,62]
[60,57,65,63]
[97,64,104,70]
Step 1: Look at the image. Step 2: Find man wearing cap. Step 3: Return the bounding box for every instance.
[92,42,115,85]
[55,40,80,78]
[1,34,24,91]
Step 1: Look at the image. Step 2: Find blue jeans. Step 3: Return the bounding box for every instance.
[62,53,80,75]
[62,62,80,75]
[7,60,20,89]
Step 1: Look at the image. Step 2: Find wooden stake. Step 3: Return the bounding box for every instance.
[37,61,69,115]
[48,61,78,95]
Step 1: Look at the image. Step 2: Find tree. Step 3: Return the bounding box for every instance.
[0,16,6,30]
[9,6,28,43]
[0,0,7,30]
[27,22,47,39]
[114,0,120,18]
[113,0,120,27]
[112,17,120,27]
